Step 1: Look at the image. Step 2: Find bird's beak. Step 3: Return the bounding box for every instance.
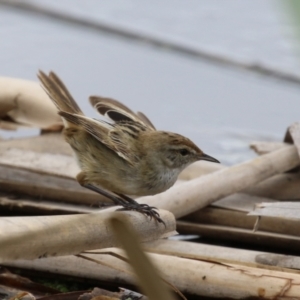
[199,152,220,163]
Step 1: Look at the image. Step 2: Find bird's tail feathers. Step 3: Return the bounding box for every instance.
[38,71,82,115]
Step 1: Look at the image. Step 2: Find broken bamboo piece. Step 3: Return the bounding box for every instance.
[0,164,104,205]
[249,202,300,221]
[0,210,175,262]
[250,141,288,155]
[183,207,300,237]
[177,220,300,250]
[144,239,300,270]
[243,172,300,200]
[0,77,62,130]
[5,249,300,299]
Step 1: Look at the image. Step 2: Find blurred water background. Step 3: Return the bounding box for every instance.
[0,0,299,165]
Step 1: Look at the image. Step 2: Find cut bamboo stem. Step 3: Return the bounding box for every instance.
[183,205,300,236]
[0,77,62,130]
[177,221,300,250]
[0,164,104,205]
[5,249,300,299]
[144,239,300,270]
[250,141,288,155]
[0,210,175,262]
[243,172,300,200]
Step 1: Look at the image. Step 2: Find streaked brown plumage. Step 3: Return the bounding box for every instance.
[38,71,219,224]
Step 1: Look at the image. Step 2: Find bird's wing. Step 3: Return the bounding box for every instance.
[89,96,156,130]
[59,111,138,164]
[136,111,156,130]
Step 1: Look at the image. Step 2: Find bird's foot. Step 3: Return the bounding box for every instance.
[116,203,165,226]
[82,183,165,225]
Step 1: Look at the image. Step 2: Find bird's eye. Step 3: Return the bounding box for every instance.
[179,149,189,156]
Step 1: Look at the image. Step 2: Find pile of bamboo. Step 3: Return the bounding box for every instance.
[0,78,300,299]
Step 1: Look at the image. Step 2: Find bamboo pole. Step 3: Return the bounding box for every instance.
[0,132,72,156]
[179,160,225,180]
[0,77,62,130]
[0,195,94,214]
[183,206,300,236]
[176,221,300,250]
[243,172,300,200]
[250,141,288,155]
[0,210,175,262]
[144,239,300,271]
[109,216,176,300]
[5,250,300,299]
[0,164,104,205]
[134,145,300,218]
[0,147,78,177]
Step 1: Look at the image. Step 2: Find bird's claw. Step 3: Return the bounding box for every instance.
[116,203,165,226]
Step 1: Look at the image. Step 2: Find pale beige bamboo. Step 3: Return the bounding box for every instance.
[0,195,95,214]
[0,77,62,130]
[182,161,300,200]
[244,172,300,200]
[0,210,175,262]
[0,148,79,177]
[183,206,300,236]
[5,250,300,299]
[177,221,300,250]
[249,202,300,220]
[285,123,300,158]
[134,145,299,218]
[145,239,300,270]
[212,193,275,212]
[250,141,288,155]
[0,133,72,156]
[180,150,300,200]
[109,216,176,300]
[0,164,104,205]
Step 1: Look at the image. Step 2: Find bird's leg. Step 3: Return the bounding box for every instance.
[77,171,128,206]
[86,185,165,225]
[77,172,165,225]
[84,183,128,206]
[115,193,137,204]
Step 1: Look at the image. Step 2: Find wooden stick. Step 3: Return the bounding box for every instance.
[249,202,300,221]
[180,158,300,200]
[0,77,62,130]
[144,239,300,270]
[250,141,288,155]
[0,195,94,214]
[176,221,300,250]
[0,147,78,177]
[0,164,105,205]
[183,206,300,236]
[243,172,300,200]
[0,132,72,156]
[109,216,176,300]
[5,249,300,299]
[0,210,176,262]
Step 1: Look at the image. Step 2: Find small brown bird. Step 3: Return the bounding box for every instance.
[38,71,219,224]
